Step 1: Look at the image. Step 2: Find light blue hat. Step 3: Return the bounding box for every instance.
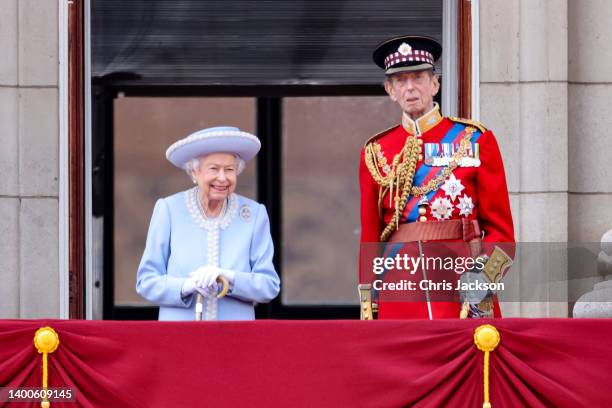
[165,126,261,169]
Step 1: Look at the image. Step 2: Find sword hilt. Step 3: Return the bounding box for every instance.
[358,284,377,320]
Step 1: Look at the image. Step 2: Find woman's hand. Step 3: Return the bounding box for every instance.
[181,266,220,297]
[181,266,237,298]
[192,266,222,289]
[180,274,200,297]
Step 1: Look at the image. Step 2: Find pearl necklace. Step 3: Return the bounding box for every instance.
[195,190,228,220]
[185,187,238,320]
[186,187,237,232]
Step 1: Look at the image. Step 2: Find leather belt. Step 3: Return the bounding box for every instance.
[388,218,482,243]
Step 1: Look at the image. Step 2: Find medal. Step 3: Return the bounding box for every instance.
[430,197,453,220]
[457,194,475,216]
[442,143,451,158]
[441,174,465,201]
[424,143,437,165]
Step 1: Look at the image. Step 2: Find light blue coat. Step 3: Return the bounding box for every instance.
[136,190,280,320]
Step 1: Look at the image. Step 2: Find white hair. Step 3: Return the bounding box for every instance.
[184,154,246,177]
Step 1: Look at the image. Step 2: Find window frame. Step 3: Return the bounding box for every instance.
[75,1,474,319]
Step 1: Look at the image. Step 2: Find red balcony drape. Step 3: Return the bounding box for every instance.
[0,319,610,408]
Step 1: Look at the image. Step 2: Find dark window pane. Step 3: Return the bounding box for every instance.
[282,96,401,305]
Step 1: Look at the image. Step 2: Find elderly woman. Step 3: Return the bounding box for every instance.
[136,126,280,320]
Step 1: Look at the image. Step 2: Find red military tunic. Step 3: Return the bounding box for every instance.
[359,105,515,319]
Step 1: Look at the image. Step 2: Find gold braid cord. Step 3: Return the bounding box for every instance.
[364,128,476,241]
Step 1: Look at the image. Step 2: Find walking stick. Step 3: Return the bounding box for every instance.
[195,276,229,320]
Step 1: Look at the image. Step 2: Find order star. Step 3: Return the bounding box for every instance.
[457,194,475,217]
[430,197,453,220]
[441,173,465,201]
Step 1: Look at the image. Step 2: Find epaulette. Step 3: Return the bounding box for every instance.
[448,116,488,133]
[363,124,400,147]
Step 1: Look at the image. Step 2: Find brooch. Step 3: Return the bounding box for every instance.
[240,205,251,222]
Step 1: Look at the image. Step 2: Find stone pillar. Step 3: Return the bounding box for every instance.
[0,0,60,318]
[479,0,568,316]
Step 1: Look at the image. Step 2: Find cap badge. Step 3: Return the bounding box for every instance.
[398,42,412,56]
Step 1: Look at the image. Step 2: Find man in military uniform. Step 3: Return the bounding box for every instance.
[359,35,515,319]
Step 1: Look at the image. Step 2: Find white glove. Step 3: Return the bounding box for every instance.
[192,266,222,290]
[181,274,199,297]
[181,266,220,297]
[182,267,237,297]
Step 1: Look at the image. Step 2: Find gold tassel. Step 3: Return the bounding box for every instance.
[394,168,401,230]
[389,170,394,208]
[34,327,60,408]
[474,325,500,408]
[394,197,400,230]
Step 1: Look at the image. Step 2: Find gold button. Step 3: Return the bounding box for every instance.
[419,216,427,222]
[418,207,426,215]
[418,154,423,161]
[418,139,423,145]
